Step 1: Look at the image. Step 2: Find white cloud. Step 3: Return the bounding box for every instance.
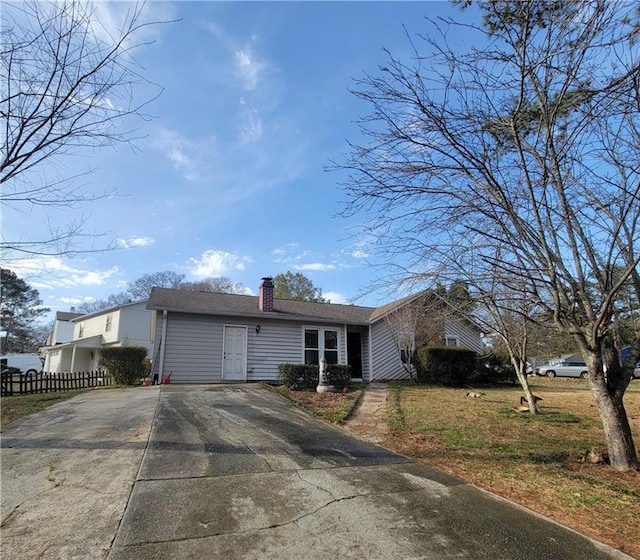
[239,107,263,143]
[153,128,214,182]
[117,236,155,249]
[91,2,176,49]
[271,243,301,262]
[188,250,251,279]
[293,263,337,272]
[59,296,96,306]
[234,48,267,91]
[323,291,349,305]
[3,257,121,290]
[352,250,368,259]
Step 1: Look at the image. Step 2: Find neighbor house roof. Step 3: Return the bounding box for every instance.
[147,288,375,325]
[71,300,147,322]
[55,311,84,321]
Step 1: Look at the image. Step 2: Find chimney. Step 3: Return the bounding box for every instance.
[258,277,274,312]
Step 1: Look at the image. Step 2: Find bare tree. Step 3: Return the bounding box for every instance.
[179,276,248,295]
[337,2,640,469]
[382,294,439,383]
[475,271,541,412]
[1,1,167,257]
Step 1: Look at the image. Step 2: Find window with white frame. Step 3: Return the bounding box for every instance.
[105,314,113,332]
[443,336,459,347]
[78,323,84,338]
[304,328,339,365]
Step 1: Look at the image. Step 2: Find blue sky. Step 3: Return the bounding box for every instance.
[3,1,478,321]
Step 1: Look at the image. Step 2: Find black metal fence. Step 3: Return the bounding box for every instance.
[0,370,113,397]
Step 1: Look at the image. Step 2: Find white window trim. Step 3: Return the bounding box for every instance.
[443,336,459,347]
[105,314,113,332]
[302,325,340,365]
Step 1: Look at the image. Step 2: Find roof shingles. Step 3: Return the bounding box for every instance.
[146,288,376,325]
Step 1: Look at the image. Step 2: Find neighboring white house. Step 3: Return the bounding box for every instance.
[41,302,154,373]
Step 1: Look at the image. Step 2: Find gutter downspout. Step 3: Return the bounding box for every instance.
[368,323,373,382]
[157,310,168,382]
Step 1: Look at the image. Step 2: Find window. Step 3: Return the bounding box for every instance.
[78,323,84,338]
[304,329,319,365]
[304,328,339,365]
[443,336,458,347]
[105,315,113,332]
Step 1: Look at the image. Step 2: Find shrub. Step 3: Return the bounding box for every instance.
[415,346,477,387]
[278,363,318,390]
[325,364,351,390]
[99,346,148,385]
[277,363,352,390]
[472,353,517,385]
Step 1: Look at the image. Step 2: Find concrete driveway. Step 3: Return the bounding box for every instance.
[1,387,158,559]
[1,385,632,559]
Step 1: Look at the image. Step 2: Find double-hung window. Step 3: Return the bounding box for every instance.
[304,328,339,365]
[105,315,113,332]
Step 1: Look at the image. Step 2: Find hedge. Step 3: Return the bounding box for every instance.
[99,346,148,385]
[472,353,518,385]
[414,346,477,387]
[278,363,352,390]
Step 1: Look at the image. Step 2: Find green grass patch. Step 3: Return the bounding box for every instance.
[499,407,581,424]
[1,390,88,428]
[387,381,406,430]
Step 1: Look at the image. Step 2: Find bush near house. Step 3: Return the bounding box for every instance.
[278,363,352,390]
[415,346,477,387]
[99,346,148,385]
[472,353,518,385]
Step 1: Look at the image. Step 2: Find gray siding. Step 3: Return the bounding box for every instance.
[362,328,371,381]
[247,319,301,381]
[159,312,352,383]
[444,318,484,353]
[162,313,224,383]
[369,317,483,381]
[370,320,407,381]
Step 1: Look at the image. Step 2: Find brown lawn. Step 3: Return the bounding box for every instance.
[278,379,640,559]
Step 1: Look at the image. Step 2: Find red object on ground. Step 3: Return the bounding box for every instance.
[343,386,350,394]
[162,372,172,384]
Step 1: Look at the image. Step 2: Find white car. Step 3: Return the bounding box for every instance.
[538,360,588,379]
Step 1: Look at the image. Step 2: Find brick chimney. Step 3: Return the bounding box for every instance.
[258,277,274,312]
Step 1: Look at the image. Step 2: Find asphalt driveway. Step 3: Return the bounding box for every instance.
[1,385,633,559]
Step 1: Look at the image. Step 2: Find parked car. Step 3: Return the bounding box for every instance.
[0,354,43,375]
[537,359,588,378]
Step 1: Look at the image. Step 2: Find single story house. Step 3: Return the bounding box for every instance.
[42,301,154,373]
[146,278,484,384]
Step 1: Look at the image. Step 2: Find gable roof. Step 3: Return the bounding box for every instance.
[71,300,148,322]
[55,311,84,322]
[147,288,375,325]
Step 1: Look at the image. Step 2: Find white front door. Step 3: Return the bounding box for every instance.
[223,326,247,381]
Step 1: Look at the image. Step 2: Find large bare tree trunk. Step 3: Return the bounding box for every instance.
[585,355,638,470]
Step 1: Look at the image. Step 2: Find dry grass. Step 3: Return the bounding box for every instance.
[382,379,640,559]
[274,379,640,558]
